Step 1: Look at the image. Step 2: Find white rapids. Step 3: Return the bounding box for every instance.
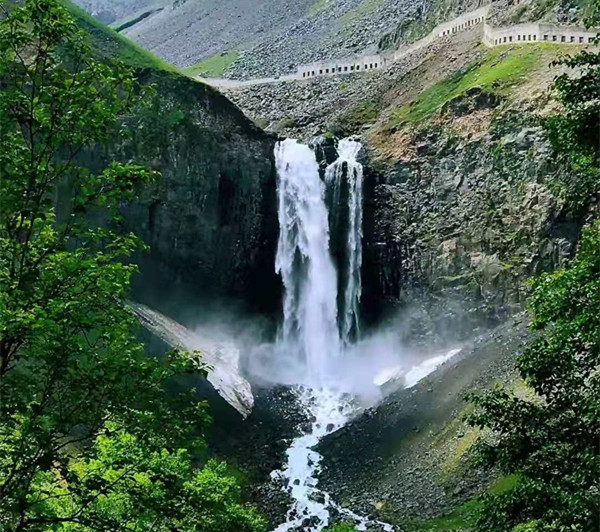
[272,387,394,532]
[272,138,393,532]
[271,388,353,532]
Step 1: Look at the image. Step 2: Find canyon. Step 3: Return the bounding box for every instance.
[58,0,599,530]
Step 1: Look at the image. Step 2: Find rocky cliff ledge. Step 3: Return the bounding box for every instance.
[109,71,281,313]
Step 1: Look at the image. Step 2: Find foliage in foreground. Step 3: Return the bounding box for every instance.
[323,523,359,532]
[0,1,265,530]
[468,221,600,531]
[545,0,600,208]
[467,4,599,530]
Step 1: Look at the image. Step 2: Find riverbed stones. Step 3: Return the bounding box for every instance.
[317,316,534,526]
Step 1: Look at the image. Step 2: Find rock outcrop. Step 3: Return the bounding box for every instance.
[109,70,281,313]
[62,2,282,314]
[362,108,580,341]
[129,301,254,417]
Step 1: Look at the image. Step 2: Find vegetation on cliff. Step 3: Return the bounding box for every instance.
[0,1,264,530]
[467,4,600,530]
[468,221,600,531]
[545,8,600,208]
[386,44,551,127]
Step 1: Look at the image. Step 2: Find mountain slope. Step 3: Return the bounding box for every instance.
[71,0,595,79]
[71,0,440,78]
[63,0,176,70]
[69,0,152,25]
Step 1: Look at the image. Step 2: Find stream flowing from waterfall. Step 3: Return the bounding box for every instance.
[272,138,393,532]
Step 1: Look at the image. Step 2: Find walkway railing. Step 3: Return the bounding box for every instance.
[483,21,597,46]
[197,5,598,87]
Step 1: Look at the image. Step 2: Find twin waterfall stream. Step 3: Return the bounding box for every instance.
[272,139,393,532]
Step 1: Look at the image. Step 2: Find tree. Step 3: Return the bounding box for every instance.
[0,1,265,530]
[545,0,600,208]
[466,5,600,530]
[467,221,600,531]
[324,524,358,532]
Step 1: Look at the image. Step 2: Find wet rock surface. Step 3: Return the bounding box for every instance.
[374,53,590,327]
[217,386,310,527]
[361,110,581,339]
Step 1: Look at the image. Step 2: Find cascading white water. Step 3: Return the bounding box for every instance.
[325,139,364,344]
[272,139,393,532]
[275,139,340,383]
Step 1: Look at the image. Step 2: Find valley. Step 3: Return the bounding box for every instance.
[1,1,598,531]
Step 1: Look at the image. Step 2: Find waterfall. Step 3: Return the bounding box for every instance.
[275,139,340,384]
[272,139,392,532]
[325,139,364,344]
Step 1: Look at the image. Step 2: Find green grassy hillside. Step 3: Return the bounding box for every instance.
[183,49,240,78]
[385,43,559,128]
[62,0,176,71]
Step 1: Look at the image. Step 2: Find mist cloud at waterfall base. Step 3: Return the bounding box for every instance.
[242,322,463,407]
[132,290,466,411]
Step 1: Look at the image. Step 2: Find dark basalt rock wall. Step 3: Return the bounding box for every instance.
[359,108,586,343]
[111,70,281,313]
[61,69,281,313]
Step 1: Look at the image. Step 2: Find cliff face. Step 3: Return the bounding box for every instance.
[68,70,280,313]
[61,1,281,313]
[361,104,580,341]
[119,71,281,312]
[224,34,586,340]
